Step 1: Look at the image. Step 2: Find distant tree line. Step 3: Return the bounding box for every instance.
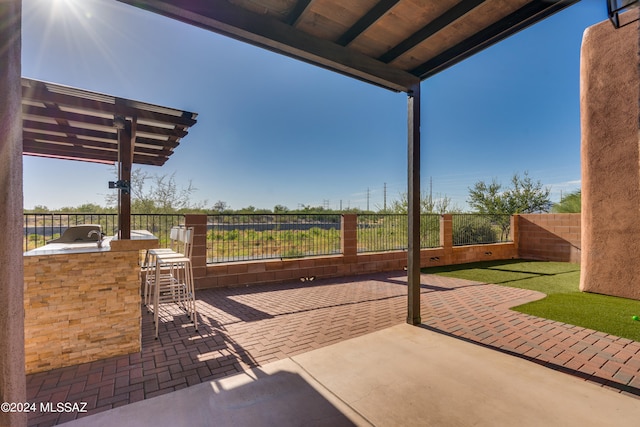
[26,169,576,215]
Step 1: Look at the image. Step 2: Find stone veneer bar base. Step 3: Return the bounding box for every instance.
[23,249,141,374]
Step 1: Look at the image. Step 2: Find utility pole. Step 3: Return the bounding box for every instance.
[429,176,433,206]
[384,182,387,211]
[366,187,370,211]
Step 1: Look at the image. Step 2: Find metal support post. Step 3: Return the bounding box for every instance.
[407,83,421,325]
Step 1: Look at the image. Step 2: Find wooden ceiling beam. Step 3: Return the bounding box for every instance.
[411,0,578,79]
[118,0,420,92]
[286,0,313,26]
[378,0,487,64]
[335,0,400,47]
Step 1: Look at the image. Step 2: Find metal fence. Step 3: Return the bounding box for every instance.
[23,213,183,251]
[357,214,440,253]
[130,214,185,248]
[23,212,513,258]
[452,213,512,246]
[206,214,342,263]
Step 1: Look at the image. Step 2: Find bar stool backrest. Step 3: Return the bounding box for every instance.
[164,226,194,258]
[177,227,194,259]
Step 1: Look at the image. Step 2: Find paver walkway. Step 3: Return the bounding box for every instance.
[26,272,640,426]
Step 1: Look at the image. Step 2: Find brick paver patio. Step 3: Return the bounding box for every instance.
[27,272,640,426]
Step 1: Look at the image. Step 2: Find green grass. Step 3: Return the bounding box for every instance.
[422,260,640,342]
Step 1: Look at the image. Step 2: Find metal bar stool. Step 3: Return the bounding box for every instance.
[145,227,198,339]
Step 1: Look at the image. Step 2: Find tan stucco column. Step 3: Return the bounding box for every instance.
[0,1,26,426]
[580,13,640,299]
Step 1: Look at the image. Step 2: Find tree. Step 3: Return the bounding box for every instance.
[467,172,551,215]
[105,168,204,213]
[388,191,461,214]
[467,172,551,240]
[212,200,229,213]
[28,205,50,213]
[552,190,581,213]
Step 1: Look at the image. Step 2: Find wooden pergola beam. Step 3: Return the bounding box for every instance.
[22,80,197,127]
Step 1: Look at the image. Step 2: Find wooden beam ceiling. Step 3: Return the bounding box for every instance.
[119,0,580,92]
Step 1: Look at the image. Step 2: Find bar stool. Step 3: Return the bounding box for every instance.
[142,226,185,308]
[145,227,198,339]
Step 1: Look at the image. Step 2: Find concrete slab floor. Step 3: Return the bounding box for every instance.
[60,324,640,427]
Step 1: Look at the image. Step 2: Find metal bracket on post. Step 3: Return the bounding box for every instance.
[108,180,130,195]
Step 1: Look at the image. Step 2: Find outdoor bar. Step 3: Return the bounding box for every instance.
[20,78,197,373]
[23,231,157,373]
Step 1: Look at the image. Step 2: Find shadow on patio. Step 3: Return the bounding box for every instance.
[27,271,640,426]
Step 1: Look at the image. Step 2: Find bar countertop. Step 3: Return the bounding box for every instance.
[24,230,158,256]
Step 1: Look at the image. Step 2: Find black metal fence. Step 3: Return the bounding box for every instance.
[357,214,440,253]
[23,212,513,259]
[452,213,512,246]
[206,214,342,263]
[130,214,185,248]
[23,213,183,251]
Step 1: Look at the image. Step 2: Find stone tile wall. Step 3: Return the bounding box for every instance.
[24,250,140,374]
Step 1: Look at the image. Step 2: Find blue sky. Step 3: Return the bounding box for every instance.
[22,0,605,211]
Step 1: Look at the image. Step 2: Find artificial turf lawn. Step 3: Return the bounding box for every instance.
[422,260,640,342]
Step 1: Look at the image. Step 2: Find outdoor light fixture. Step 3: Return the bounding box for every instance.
[608,0,640,28]
[108,180,130,194]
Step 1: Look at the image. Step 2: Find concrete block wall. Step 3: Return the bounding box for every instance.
[517,214,581,263]
[23,250,141,374]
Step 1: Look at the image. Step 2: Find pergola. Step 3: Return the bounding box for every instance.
[117,0,580,324]
[21,77,198,239]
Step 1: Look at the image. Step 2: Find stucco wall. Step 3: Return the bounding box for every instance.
[580,13,640,299]
[0,1,26,426]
